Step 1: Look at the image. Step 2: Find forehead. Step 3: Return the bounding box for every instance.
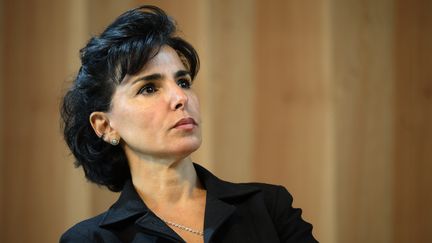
[121,45,186,85]
[142,46,185,72]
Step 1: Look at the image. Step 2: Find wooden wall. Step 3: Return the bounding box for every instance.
[394,0,432,242]
[332,0,395,241]
[0,0,430,242]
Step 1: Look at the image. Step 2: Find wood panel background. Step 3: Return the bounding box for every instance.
[0,0,430,242]
[394,0,432,242]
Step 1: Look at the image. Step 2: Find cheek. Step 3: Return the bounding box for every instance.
[110,104,155,134]
[128,107,158,129]
[189,94,201,114]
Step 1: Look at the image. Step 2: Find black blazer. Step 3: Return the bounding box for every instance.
[60,163,318,243]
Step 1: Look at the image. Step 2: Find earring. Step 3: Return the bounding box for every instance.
[110,138,119,146]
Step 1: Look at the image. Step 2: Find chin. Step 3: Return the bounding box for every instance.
[172,139,202,157]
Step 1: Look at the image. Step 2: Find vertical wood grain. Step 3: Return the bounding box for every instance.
[394,0,432,242]
[0,0,4,237]
[254,1,333,241]
[332,0,395,242]
[204,0,256,182]
[1,0,75,241]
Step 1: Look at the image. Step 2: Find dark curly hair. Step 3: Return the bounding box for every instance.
[60,5,200,192]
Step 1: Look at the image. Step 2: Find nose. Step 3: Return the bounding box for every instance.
[169,85,188,110]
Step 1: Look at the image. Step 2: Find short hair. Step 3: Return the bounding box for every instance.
[60,5,200,192]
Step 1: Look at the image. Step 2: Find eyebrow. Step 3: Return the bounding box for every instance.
[130,70,191,85]
[131,73,162,85]
[175,70,191,78]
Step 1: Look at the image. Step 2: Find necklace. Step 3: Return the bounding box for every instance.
[161,218,204,236]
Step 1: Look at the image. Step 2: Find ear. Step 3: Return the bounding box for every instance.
[89,111,117,142]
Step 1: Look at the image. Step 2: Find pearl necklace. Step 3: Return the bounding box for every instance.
[161,218,204,236]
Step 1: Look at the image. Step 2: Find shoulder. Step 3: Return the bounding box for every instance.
[235,182,294,215]
[60,212,109,243]
[195,163,288,203]
[236,182,318,242]
[195,164,318,241]
[237,182,292,202]
[241,182,288,197]
[214,179,295,220]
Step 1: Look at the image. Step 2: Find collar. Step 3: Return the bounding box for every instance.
[99,163,260,227]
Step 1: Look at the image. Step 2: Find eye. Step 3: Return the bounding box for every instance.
[177,78,192,89]
[137,83,158,95]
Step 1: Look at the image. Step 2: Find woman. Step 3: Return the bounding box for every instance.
[60,5,317,243]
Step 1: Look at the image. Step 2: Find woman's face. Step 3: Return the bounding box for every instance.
[107,45,201,161]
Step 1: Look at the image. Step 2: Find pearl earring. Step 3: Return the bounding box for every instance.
[110,138,119,146]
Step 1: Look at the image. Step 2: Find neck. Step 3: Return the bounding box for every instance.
[128,156,203,209]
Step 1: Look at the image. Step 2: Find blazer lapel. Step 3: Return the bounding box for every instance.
[203,193,236,243]
[99,164,261,243]
[193,163,261,243]
[99,180,184,242]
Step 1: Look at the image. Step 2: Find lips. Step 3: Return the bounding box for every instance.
[172,117,197,129]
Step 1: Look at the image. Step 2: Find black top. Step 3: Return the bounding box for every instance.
[60,163,318,243]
